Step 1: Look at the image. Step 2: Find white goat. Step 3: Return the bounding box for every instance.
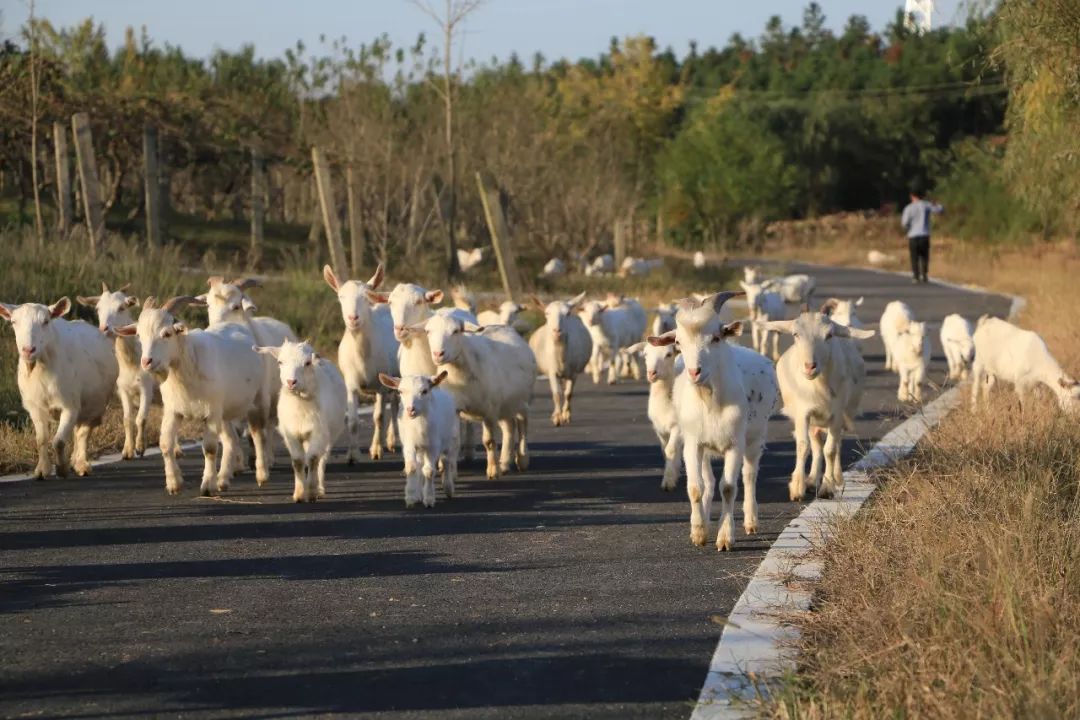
[651,292,780,551]
[579,296,647,384]
[651,303,677,337]
[971,316,1080,412]
[115,296,272,495]
[763,274,816,304]
[619,256,663,277]
[198,275,298,470]
[693,251,706,269]
[740,280,785,360]
[762,311,875,500]
[529,292,593,426]
[879,300,914,372]
[539,258,566,279]
[254,340,346,502]
[1,297,118,478]
[819,296,864,330]
[381,282,479,460]
[77,282,155,459]
[457,248,484,273]
[881,301,929,402]
[379,371,460,507]
[425,315,536,479]
[585,254,615,277]
[628,340,683,491]
[867,250,896,266]
[941,313,975,382]
[477,301,525,329]
[450,285,477,315]
[324,264,400,462]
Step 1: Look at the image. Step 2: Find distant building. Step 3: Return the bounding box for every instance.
[904,0,934,33]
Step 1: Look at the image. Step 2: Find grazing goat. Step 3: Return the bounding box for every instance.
[819,297,864,330]
[529,292,593,426]
[762,311,875,500]
[940,313,975,382]
[77,282,155,459]
[740,280,785,360]
[324,264,400,462]
[379,371,460,507]
[971,316,1080,412]
[1,297,118,478]
[580,296,647,384]
[650,291,780,551]
[585,254,614,277]
[115,296,272,495]
[255,340,346,502]
[425,315,536,479]
[628,340,683,491]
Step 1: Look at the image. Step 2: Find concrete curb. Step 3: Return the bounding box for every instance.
[689,271,1024,720]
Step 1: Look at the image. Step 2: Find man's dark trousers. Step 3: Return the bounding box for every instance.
[909,235,929,281]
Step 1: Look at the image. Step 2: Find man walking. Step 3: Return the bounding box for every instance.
[901,188,943,284]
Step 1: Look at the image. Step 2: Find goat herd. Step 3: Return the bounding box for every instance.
[1,262,1076,551]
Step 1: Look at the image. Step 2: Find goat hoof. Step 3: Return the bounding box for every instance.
[74,462,92,477]
[744,523,758,536]
[690,526,707,546]
[717,540,733,552]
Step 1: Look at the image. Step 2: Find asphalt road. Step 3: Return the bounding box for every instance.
[0,263,1010,719]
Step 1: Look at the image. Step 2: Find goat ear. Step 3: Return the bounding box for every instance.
[425,289,444,305]
[365,290,389,304]
[50,297,71,318]
[721,321,743,338]
[463,321,482,333]
[117,282,131,293]
[568,291,588,309]
[322,265,340,291]
[113,324,137,336]
[647,332,676,347]
[125,296,140,308]
[241,296,257,313]
[819,298,839,315]
[207,275,224,288]
[252,345,280,358]
[626,341,646,354]
[76,295,99,308]
[0,303,16,321]
[172,322,187,335]
[431,370,448,387]
[855,296,864,306]
[101,281,110,294]
[368,264,385,289]
[378,373,400,389]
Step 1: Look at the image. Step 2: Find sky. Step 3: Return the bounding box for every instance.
[1,0,970,65]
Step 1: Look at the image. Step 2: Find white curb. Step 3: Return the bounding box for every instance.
[689,271,1024,720]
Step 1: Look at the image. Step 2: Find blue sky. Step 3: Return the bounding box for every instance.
[2,0,969,64]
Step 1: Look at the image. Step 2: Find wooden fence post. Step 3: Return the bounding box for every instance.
[143,124,162,246]
[311,147,349,279]
[475,171,523,301]
[345,161,364,275]
[71,112,105,255]
[250,146,265,261]
[614,216,627,270]
[53,121,72,238]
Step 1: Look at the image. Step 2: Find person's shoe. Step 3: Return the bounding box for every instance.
[911,278,921,284]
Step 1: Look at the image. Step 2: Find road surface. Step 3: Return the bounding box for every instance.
[0,263,1010,719]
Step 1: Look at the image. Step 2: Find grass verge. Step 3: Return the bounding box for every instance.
[762,222,1080,717]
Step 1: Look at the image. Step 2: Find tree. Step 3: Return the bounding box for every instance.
[409,0,484,281]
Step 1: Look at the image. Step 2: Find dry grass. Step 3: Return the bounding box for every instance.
[762,220,1080,717]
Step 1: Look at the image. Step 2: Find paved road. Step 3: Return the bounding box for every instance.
[0,264,1009,719]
